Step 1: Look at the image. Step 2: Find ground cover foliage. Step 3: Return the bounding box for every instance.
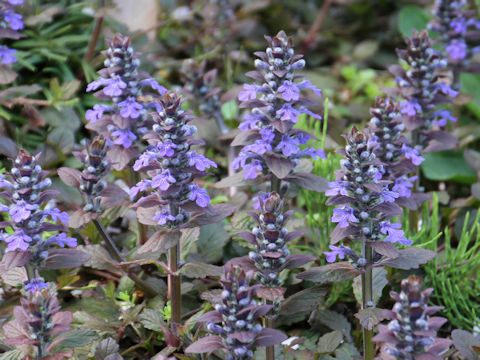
[0,0,480,359]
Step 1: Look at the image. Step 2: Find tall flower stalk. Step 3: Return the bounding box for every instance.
[85,34,166,170]
[131,91,222,326]
[373,276,451,359]
[185,266,287,359]
[230,30,326,360]
[0,150,77,289]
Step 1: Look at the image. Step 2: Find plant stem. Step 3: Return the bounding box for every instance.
[265,316,275,360]
[25,263,34,282]
[271,176,281,194]
[362,241,374,360]
[84,0,105,63]
[93,219,157,297]
[168,205,182,326]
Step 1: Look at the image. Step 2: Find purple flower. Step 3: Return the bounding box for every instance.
[252,192,270,211]
[239,113,262,130]
[297,147,326,159]
[4,230,32,252]
[392,176,416,198]
[188,185,210,207]
[153,208,176,225]
[0,46,17,64]
[244,159,263,179]
[86,77,110,92]
[332,207,358,228]
[431,109,457,127]
[129,179,152,198]
[0,175,13,189]
[103,77,127,97]
[275,136,299,156]
[45,233,77,248]
[152,170,176,191]
[44,208,69,224]
[400,100,421,116]
[259,127,275,143]
[325,180,349,196]
[277,104,301,123]
[4,11,24,30]
[85,104,110,122]
[435,83,459,98]
[381,188,399,203]
[187,151,217,171]
[8,0,24,4]
[278,81,300,101]
[157,140,178,157]
[119,97,143,118]
[9,201,37,223]
[401,144,424,166]
[238,84,258,101]
[140,78,167,95]
[244,140,272,155]
[446,39,468,61]
[297,80,322,97]
[451,18,467,33]
[24,278,48,293]
[111,129,137,148]
[133,151,157,171]
[380,221,412,245]
[324,245,348,263]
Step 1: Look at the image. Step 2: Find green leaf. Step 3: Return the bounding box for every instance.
[316,331,343,355]
[460,73,480,117]
[421,150,476,184]
[353,268,388,305]
[197,223,229,263]
[398,5,430,38]
[47,127,75,153]
[139,308,167,332]
[53,328,98,351]
[221,100,238,120]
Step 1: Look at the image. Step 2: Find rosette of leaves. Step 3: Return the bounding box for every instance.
[429,0,480,75]
[0,150,88,280]
[373,276,452,360]
[57,136,128,228]
[0,0,24,84]
[229,30,327,192]
[388,30,458,153]
[185,266,287,359]
[368,97,425,210]
[2,283,74,359]
[85,33,167,170]
[235,192,314,308]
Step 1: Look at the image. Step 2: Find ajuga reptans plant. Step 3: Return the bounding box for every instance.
[186,266,287,359]
[86,34,167,170]
[373,276,452,360]
[0,0,24,66]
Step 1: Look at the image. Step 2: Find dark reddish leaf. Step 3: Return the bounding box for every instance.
[231,129,260,146]
[236,231,256,244]
[331,224,358,244]
[197,311,222,323]
[185,335,224,353]
[279,285,325,315]
[68,210,97,229]
[0,135,19,159]
[297,262,360,284]
[369,241,400,259]
[1,251,33,270]
[253,328,288,347]
[136,207,158,225]
[355,308,387,331]
[57,167,82,188]
[452,330,480,360]
[264,155,294,179]
[379,247,436,270]
[256,287,286,301]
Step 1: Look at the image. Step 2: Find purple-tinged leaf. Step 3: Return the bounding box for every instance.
[185,335,224,353]
[452,330,480,360]
[231,129,260,146]
[279,285,325,316]
[197,311,222,323]
[283,254,316,269]
[355,308,387,331]
[297,262,360,284]
[373,202,402,217]
[331,224,358,244]
[256,287,285,302]
[253,328,288,347]
[136,207,158,226]
[285,173,328,192]
[58,167,82,188]
[138,230,180,254]
[226,256,257,273]
[368,241,400,259]
[69,210,98,229]
[237,231,256,244]
[378,247,436,270]
[0,136,19,159]
[43,249,90,269]
[1,251,33,270]
[264,155,295,179]
[132,194,162,209]
[326,195,352,206]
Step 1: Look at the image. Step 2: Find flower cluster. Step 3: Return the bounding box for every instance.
[0,150,76,257]
[232,30,325,180]
[86,34,167,170]
[131,92,217,228]
[325,127,410,263]
[186,266,287,359]
[3,283,73,359]
[429,0,480,67]
[373,276,452,359]
[391,30,458,153]
[0,0,23,65]
[368,97,423,209]
[238,192,313,292]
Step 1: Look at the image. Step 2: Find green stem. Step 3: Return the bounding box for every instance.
[362,241,374,360]
[168,205,182,326]
[25,263,34,282]
[271,176,281,194]
[93,219,157,297]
